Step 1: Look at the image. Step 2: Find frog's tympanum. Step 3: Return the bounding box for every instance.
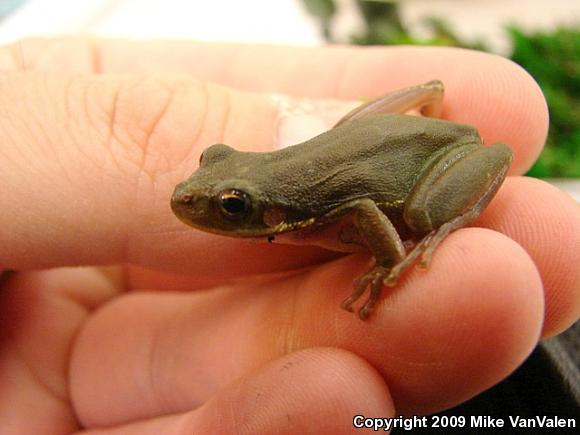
[171,81,512,320]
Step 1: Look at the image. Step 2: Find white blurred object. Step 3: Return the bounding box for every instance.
[0,0,119,41]
[0,0,323,44]
[1,0,579,50]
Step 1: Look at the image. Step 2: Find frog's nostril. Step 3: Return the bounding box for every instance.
[172,190,191,204]
[180,193,193,204]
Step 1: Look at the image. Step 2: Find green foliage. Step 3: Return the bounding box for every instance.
[351,1,489,50]
[351,1,405,45]
[302,0,336,40]
[302,0,580,177]
[510,27,580,177]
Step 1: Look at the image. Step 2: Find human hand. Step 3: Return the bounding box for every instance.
[1,39,578,434]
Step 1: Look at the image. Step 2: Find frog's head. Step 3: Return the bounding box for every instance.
[171,144,313,237]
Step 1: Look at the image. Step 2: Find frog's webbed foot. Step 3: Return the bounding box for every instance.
[341,228,442,320]
[341,265,390,320]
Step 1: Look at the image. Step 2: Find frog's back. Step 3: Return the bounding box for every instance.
[263,114,481,214]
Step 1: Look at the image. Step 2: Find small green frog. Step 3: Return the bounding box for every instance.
[171,81,512,320]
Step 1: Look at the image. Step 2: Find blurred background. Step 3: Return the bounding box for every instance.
[0,0,578,195]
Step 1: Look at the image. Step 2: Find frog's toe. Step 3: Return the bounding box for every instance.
[358,304,372,320]
[418,241,438,269]
[418,253,432,269]
[383,268,401,287]
[340,298,355,312]
[358,272,386,320]
[343,265,389,319]
[341,274,371,312]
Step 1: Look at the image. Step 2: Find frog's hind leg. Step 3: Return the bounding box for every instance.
[384,141,513,287]
[334,80,444,127]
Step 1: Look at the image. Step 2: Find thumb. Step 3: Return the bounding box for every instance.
[0,72,345,274]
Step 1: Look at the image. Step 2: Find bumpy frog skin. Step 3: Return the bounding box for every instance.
[171,81,512,320]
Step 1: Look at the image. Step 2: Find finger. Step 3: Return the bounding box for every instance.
[477,177,580,337]
[70,229,543,418]
[0,72,337,274]
[74,348,394,431]
[9,39,547,173]
[0,267,122,435]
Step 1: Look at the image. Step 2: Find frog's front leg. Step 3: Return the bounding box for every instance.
[320,199,406,319]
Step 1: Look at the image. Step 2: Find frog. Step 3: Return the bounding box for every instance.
[171,80,513,320]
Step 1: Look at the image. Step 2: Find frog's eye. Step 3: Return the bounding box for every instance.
[217,189,252,219]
